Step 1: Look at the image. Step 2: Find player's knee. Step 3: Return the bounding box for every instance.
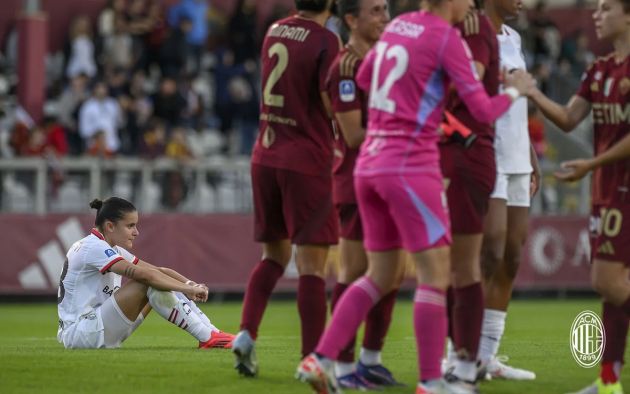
[591,274,625,304]
[338,261,366,284]
[480,246,502,279]
[503,254,521,280]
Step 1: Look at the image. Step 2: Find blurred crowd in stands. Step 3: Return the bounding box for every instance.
[0,0,596,211]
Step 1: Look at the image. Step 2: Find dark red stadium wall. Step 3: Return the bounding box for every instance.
[0,213,591,295]
[0,0,294,53]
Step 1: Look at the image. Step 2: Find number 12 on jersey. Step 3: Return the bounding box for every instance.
[369,42,409,114]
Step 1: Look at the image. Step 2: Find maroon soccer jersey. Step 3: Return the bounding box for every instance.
[445,11,499,144]
[577,54,630,205]
[326,46,367,204]
[251,16,341,176]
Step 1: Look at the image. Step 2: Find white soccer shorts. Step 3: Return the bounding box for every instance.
[490,173,531,207]
[59,296,143,349]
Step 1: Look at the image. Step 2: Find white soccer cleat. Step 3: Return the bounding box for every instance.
[232,330,258,377]
[416,378,479,394]
[296,353,342,394]
[485,355,536,380]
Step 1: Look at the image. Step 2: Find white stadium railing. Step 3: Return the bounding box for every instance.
[0,156,253,214]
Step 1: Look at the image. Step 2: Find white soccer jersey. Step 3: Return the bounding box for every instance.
[494,24,532,174]
[57,229,138,336]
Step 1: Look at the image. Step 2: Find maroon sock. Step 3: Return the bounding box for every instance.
[298,275,327,357]
[446,286,455,341]
[621,295,630,317]
[363,288,398,351]
[453,282,483,361]
[601,302,629,383]
[239,258,284,339]
[331,282,355,362]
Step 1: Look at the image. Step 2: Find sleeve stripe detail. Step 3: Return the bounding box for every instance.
[340,52,359,78]
[100,257,125,274]
[463,11,479,36]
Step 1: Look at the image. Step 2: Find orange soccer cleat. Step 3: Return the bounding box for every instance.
[199,331,235,349]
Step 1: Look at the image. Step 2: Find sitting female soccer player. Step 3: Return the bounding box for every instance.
[295,0,534,392]
[57,197,234,349]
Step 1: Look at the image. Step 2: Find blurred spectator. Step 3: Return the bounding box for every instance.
[126,0,158,72]
[528,104,546,160]
[548,57,580,104]
[86,130,115,158]
[159,16,192,78]
[228,0,259,64]
[212,48,257,153]
[79,81,122,153]
[66,16,97,79]
[21,127,47,156]
[139,119,166,158]
[103,18,134,72]
[228,72,259,155]
[530,1,561,65]
[180,74,204,129]
[119,70,152,154]
[168,0,209,74]
[151,77,187,128]
[57,74,90,155]
[98,0,127,38]
[42,116,69,157]
[163,126,193,209]
[144,0,169,72]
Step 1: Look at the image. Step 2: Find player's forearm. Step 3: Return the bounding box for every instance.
[157,267,189,283]
[140,268,192,293]
[590,132,630,169]
[529,89,576,132]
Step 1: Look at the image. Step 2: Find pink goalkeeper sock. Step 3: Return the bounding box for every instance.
[316,277,382,360]
[414,285,447,381]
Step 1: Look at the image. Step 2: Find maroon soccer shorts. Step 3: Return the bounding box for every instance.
[336,203,363,241]
[439,141,496,234]
[251,163,338,245]
[589,203,630,267]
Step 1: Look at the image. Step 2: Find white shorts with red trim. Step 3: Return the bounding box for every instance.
[58,296,143,349]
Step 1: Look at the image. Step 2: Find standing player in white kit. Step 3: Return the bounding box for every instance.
[477,0,540,380]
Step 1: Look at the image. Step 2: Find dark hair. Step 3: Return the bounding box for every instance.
[622,0,630,12]
[90,197,136,228]
[338,0,362,30]
[474,0,484,9]
[295,0,330,12]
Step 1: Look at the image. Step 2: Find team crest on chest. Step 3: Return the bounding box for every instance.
[339,80,356,103]
[619,77,630,96]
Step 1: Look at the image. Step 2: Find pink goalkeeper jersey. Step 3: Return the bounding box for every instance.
[355,11,513,176]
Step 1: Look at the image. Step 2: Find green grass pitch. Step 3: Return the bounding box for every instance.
[1,299,627,393]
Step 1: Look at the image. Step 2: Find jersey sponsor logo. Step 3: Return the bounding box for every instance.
[104,249,116,258]
[102,285,121,296]
[570,310,605,368]
[339,79,356,102]
[592,103,630,125]
[590,82,599,92]
[594,71,603,81]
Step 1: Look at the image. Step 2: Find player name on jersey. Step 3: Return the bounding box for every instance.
[267,23,311,42]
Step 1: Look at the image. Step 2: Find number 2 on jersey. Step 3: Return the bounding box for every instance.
[263,42,289,108]
[370,42,409,114]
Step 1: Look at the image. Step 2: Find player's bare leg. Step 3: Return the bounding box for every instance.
[296,244,330,358]
[480,202,534,380]
[234,239,292,377]
[445,234,484,385]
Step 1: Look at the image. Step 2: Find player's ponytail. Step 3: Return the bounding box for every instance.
[91,197,136,229]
